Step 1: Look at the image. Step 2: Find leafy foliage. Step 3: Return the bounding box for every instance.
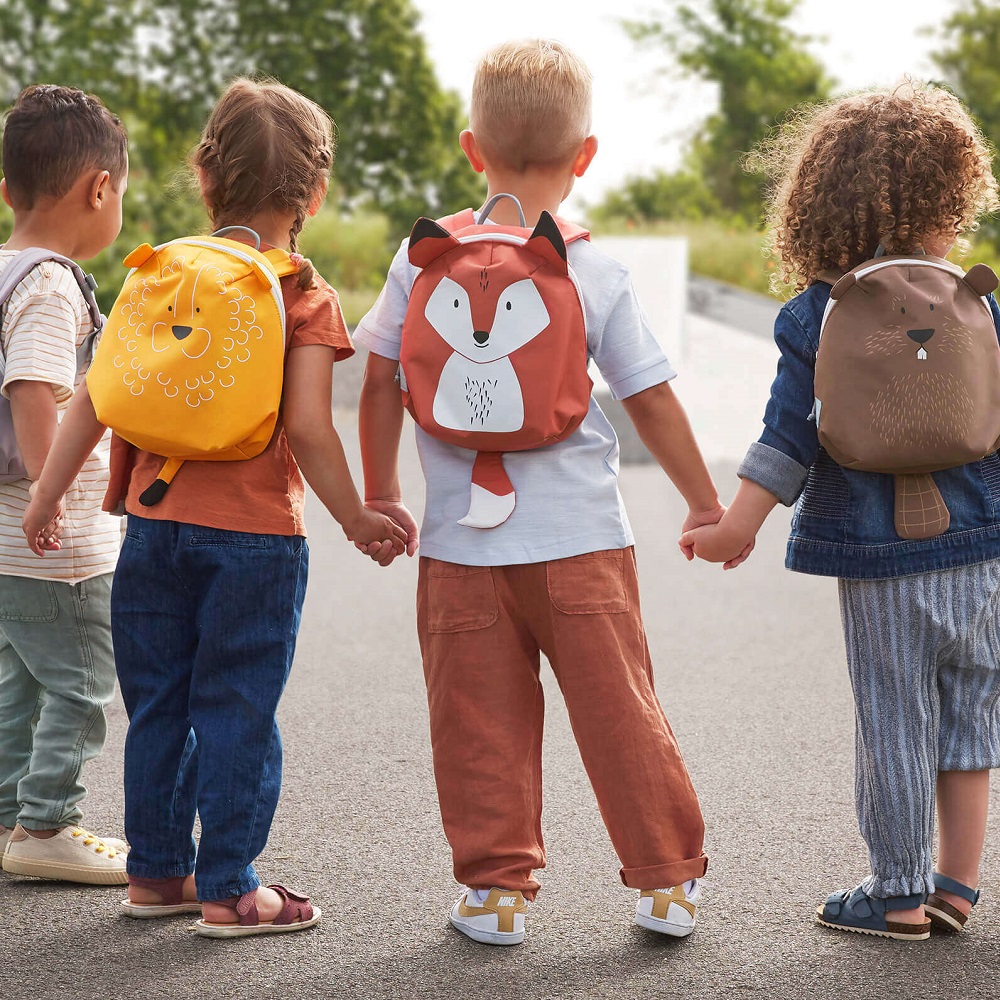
[0,0,482,310]
[604,0,830,225]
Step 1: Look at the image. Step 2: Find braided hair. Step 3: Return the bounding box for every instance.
[192,78,334,290]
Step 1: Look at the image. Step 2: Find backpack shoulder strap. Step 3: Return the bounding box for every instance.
[814,268,844,286]
[435,204,590,245]
[437,209,478,233]
[0,248,103,332]
[0,248,104,378]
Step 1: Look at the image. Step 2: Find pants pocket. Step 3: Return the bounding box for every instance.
[546,549,628,614]
[0,579,59,623]
[425,561,498,633]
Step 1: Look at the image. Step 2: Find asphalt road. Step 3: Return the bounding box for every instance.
[2,414,999,1000]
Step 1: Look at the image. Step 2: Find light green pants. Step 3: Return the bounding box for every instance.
[0,572,115,830]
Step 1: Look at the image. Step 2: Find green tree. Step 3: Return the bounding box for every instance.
[621,0,830,222]
[147,0,483,236]
[934,2,1000,155]
[0,0,483,308]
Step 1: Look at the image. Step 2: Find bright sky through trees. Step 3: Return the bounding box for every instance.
[411,0,936,210]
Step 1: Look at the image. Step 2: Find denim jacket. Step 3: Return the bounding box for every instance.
[738,281,1000,579]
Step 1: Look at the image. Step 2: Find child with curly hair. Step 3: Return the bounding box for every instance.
[682,83,1000,940]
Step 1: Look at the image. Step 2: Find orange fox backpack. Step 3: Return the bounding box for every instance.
[813,251,1000,539]
[87,227,298,505]
[399,194,592,528]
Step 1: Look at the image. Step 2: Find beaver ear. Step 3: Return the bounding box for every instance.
[964,262,999,297]
[830,273,857,300]
[408,218,461,268]
[524,211,568,274]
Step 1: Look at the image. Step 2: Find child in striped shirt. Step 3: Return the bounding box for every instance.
[0,85,129,884]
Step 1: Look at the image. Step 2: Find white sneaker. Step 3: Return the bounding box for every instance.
[634,880,700,937]
[0,822,126,854]
[449,887,528,945]
[2,824,129,884]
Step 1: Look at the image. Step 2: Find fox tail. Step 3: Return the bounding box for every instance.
[458,451,515,529]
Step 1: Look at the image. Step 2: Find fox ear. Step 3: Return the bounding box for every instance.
[524,212,568,274]
[408,218,461,268]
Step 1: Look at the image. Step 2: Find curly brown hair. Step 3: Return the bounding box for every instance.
[751,82,999,292]
[192,78,334,290]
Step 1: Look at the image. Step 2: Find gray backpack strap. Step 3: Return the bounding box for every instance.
[0,248,104,373]
[0,249,104,483]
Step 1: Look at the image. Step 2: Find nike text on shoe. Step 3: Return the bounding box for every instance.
[449,887,528,945]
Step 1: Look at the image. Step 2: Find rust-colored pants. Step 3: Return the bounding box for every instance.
[416,547,707,900]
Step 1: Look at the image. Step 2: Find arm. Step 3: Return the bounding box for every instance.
[8,380,59,479]
[680,478,780,568]
[22,382,106,555]
[680,300,821,569]
[357,351,419,561]
[282,344,407,556]
[621,380,723,528]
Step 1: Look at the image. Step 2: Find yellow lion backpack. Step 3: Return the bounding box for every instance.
[88,227,297,505]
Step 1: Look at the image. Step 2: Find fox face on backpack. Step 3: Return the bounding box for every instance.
[87,228,298,505]
[400,194,592,529]
[813,253,1000,539]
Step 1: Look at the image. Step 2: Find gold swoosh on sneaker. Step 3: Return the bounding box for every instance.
[457,890,527,934]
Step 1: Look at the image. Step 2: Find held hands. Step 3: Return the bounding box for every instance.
[351,498,419,567]
[679,511,756,570]
[23,481,64,556]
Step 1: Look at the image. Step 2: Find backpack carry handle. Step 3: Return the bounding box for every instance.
[211,226,262,249]
[477,193,527,227]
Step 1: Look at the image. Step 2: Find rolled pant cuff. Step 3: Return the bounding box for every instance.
[620,852,709,890]
[863,873,932,899]
[196,871,262,903]
[126,860,195,880]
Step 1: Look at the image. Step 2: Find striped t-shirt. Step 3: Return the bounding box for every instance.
[0,250,119,583]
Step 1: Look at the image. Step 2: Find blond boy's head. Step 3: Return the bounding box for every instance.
[470,39,592,172]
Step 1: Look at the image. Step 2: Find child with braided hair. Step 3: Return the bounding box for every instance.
[24,78,408,938]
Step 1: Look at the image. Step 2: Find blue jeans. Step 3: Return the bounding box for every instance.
[112,516,308,901]
[0,573,115,829]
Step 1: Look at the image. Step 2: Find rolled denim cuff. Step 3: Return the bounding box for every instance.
[738,442,809,507]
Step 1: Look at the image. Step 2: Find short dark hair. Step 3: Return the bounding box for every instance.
[1,85,128,210]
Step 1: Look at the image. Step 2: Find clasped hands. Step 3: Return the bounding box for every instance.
[679,503,756,571]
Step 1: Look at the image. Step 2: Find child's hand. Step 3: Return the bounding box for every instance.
[23,482,64,557]
[679,519,756,570]
[343,506,409,566]
[354,499,420,566]
[679,503,727,560]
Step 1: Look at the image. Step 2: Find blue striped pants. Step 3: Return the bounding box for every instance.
[839,559,1000,898]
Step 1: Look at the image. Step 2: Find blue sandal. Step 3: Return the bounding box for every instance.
[816,884,930,940]
[925,873,980,932]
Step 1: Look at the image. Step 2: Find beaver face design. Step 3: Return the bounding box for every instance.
[862,288,977,448]
[111,256,263,408]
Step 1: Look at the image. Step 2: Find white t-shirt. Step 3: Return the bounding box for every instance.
[354,234,676,566]
[0,251,119,584]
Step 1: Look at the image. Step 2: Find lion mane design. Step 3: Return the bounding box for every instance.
[111,255,263,409]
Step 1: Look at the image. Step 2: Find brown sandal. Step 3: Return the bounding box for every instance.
[120,874,201,919]
[194,883,321,938]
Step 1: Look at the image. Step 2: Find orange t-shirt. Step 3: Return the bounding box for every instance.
[104,268,354,536]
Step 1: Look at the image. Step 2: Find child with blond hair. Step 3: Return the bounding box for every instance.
[355,39,717,944]
[683,83,1000,940]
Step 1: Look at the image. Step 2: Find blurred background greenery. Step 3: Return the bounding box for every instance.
[1,0,999,322]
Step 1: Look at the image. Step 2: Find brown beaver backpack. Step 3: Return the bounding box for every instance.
[813,253,1000,539]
